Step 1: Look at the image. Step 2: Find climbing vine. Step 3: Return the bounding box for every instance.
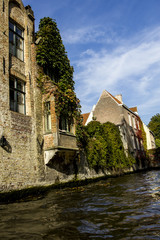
[138,117,147,153]
[77,121,135,171]
[36,17,81,124]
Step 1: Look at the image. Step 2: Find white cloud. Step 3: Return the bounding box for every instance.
[73,26,160,124]
[63,25,117,44]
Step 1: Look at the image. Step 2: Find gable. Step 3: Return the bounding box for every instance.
[93,90,122,125]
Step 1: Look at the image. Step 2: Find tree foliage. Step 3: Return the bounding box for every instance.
[36,17,74,88]
[148,114,160,140]
[139,118,147,152]
[78,121,135,171]
[36,17,81,124]
[155,139,160,148]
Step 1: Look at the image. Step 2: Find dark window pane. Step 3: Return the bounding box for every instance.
[9,21,24,61]
[10,101,15,111]
[9,42,14,55]
[9,22,14,31]
[9,31,14,44]
[59,116,67,131]
[10,78,15,88]
[16,26,23,37]
[9,77,26,114]
[17,80,24,91]
[10,89,15,101]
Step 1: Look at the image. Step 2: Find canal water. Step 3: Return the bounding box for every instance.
[0,170,160,240]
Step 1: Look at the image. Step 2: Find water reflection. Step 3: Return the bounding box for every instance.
[0,170,160,239]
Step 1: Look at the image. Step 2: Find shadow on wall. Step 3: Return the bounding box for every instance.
[0,136,12,153]
[46,150,78,175]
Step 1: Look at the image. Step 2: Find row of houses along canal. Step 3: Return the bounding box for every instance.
[0,169,160,239]
[0,1,160,239]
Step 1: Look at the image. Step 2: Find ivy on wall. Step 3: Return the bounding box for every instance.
[36,17,81,124]
[137,117,147,153]
[77,121,135,171]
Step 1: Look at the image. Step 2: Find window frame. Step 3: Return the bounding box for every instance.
[131,135,136,149]
[128,113,132,127]
[9,76,26,114]
[136,137,140,150]
[44,101,52,133]
[132,116,136,129]
[59,115,74,134]
[9,19,24,61]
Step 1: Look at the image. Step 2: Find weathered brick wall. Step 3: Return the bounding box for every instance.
[43,94,58,150]
[0,0,41,191]
[0,0,79,192]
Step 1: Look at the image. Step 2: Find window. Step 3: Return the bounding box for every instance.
[132,116,136,129]
[9,20,24,61]
[3,57,5,74]
[10,76,26,114]
[44,102,51,132]
[3,0,5,12]
[128,113,132,126]
[59,115,73,133]
[136,137,140,150]
[132,135,136,149]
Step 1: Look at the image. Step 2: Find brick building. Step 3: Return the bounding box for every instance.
[82,90,155,158]
[0,0,78,191]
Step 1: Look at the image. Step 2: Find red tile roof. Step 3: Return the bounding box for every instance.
[106,91,122,104]
[129,107,138,113]
[82,113,90,125]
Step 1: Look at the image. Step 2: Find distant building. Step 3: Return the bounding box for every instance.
[143,123,156,150]
[0,0,78,191]
[82,90,155,157]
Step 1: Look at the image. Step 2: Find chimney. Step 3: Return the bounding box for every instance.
[25,5,35,21]
[115,94,122,103]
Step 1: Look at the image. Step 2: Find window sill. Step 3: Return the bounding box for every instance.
[9,54,24,63]
[59,130,75,137]
[10,110,27,116]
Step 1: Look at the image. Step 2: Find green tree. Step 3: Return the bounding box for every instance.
[148,114,160,148]
[155,139,160,148]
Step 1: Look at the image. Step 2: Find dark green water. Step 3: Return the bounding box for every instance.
[0,170,160,239]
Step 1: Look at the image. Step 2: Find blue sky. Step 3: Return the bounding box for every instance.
[23,0,160,124]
